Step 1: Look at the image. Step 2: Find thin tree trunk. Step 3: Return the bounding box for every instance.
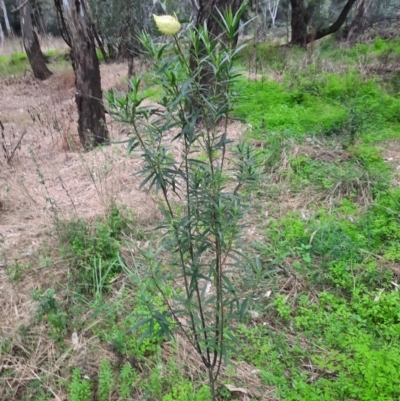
[0,21,4,45]
[59,0,108,149]
[18,0,52,80]
[127,55,134,78]
[347,0,373,43]
[107,42,117,60]
[1,0,12,36]
[268,0,279,27]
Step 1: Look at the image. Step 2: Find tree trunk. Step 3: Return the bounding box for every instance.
[347,0,373,43]
[18,0,52,80]
[1,0,12,36]
[290,0,309,46]
[59,0,108,149]
[0,21,4,45]
[127,55,134,78]
[268,0,280,27]
[290,0,357,46]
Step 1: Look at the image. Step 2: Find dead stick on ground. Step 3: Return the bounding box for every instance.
[8,129,26,164]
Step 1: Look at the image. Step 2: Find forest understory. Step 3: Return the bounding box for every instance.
[1,11,400,400]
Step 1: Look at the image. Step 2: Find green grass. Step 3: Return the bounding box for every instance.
[235,71,400,142]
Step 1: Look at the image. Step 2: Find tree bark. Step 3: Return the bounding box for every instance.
[347,0,373,43]
[58,0,108,149]
[290,0,316,46]
[290,0,357,46]
[0,21,4,45]
[18,0,52,80]
[1,0,12,36]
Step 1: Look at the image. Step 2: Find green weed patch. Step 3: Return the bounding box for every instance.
[243,187,400,400]
[235,72,400,142]
[58,206,130,294]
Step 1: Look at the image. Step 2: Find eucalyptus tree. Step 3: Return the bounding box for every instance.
[87,0,156,76]
[1,0,12,36]
[267,0,280,26]
[16,0,52,80]
[54,0,108,149]
[289,0,357,45]
[347,0,373,43]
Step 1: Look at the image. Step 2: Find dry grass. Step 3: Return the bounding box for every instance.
[0,35,68,56]
[0,61,159,398]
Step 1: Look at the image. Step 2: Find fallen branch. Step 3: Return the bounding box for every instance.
[8,129,26,164]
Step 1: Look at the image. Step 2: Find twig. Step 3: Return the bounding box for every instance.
[7,129,27,164]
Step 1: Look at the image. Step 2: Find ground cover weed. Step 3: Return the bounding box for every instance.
[69,368,92,401]
[235,70,400,142]
[98,359,114,401]
[97,284,168,359]
[241,186,400,400]
[58,206,128,294]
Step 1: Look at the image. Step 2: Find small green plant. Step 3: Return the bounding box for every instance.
[141,365,163,399]
[5,260,30,281]
[162,381,211,401]
[69,368,92,401]
[273,294,291,321]
[32,289,67,342]
[118,363,137,400]
[58,206,127,294]
[98,359,114,401]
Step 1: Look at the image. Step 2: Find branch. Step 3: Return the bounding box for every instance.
[11,0,29,13]
[305,0,357,43]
